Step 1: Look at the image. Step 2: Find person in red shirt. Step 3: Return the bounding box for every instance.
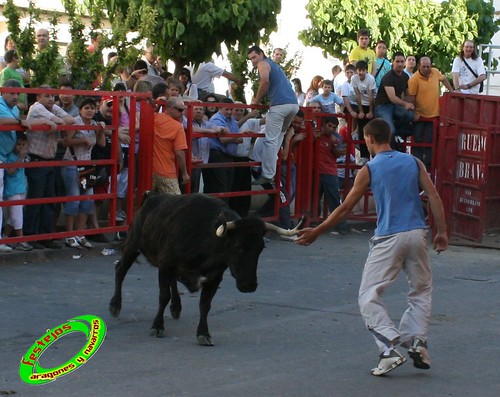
[317,116,350,234]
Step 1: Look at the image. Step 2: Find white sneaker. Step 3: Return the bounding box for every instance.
[0,243,13,252]
[371,349,406,376]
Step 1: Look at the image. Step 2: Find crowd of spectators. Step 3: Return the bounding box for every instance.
[0,27,488,251]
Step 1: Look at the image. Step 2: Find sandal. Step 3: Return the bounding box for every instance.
[77,236,93,249]
[65,237,80,248]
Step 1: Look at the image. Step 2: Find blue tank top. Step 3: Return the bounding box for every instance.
[264,58,297,106]
[366,151,426,236]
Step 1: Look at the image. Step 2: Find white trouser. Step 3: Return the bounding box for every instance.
[358,229,432,352]
[261,103,299,179]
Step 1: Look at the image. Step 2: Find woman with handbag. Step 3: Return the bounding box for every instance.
[62,97,105,248]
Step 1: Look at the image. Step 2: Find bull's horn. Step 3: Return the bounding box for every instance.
[216,221,237,237]
[264,216,305,236]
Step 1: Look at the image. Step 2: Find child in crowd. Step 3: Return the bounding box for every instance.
[341,64,358,120]
[2,134,32,251]
[351,60,376,162]
[316,116,350,235]
[310,79,344,114]
[62,97,105,249]
[166,78,182,97]
[373,40,391,90]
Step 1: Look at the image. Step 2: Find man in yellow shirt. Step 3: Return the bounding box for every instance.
[408,56,454,168]
[349,29,376,74]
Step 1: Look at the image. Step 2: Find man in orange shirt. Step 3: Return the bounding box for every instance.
[408,56,454,168]
[152,97,190,194]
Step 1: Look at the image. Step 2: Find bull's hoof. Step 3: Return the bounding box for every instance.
[150,328,165,338]
[108,300,121,318]
[170,306,181,320]
[197,335,214,346]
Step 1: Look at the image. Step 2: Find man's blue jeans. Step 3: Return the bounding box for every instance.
[375,103,413,137]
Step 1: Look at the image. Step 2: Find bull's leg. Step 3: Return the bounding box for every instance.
[109,249,140,317]
[196,273,223,346]
[169,280,182,320]
[150,266,172,338]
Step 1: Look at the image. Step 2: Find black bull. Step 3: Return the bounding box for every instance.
[109,193,302,346]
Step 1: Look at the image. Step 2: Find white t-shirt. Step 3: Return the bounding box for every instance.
[451,56,486,94]
[236,118,262,158]
[340,81,356,106]
[351,74,376,106]
[192,62,224,92]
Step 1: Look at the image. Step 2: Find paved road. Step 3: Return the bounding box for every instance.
[1,228,499,397]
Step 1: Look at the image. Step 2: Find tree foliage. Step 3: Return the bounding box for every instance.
[107,0,282,74]
[299,0,500,72]
[4,0,63,87]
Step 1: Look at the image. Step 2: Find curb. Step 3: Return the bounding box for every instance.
[0,239,122,266]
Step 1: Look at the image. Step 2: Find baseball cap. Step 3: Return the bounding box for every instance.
[101,95,113,104]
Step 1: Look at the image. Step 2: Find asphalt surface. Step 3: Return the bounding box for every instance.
[1,225,499,397]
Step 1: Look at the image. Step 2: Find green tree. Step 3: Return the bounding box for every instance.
[299,0,499,72]
[4,0,63,87]
[106,0,282,74]
[63,0,157,90]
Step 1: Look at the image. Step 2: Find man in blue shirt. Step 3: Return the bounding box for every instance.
[203,98,242,202]
[296,118,448,376]
[0,79,30,252]
[248,46,299,184]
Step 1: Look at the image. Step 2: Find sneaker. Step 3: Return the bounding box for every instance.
[116,211,126,222]
[65,237,81,249]
[41,240,62,249]
[14,242,33,251]
[0,243,13,252]
[408,338,431,369]
[76,236,93,249]
[371,349,406,376]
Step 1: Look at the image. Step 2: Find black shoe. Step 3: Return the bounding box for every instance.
[88,233,109,243]
[30,241,45,250]
[41,240,62,249]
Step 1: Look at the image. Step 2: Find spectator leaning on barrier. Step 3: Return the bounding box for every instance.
[374,52,414,149]
[2,134,32,251]
[152,97,190,195]
[62,97,105,249]
[408,56,455,169]
[0,79,31,252]
[24,85,75,249]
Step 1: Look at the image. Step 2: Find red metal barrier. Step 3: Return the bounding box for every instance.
[7,88,485,248]
[0,86,150,246]
[436,92,500,241]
